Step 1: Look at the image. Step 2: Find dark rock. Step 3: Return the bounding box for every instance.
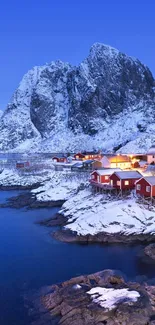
[144,244,155,261]
[37,213,68,227]
[52,228,155,244]
[0,182,41,191]
[29,270,155,325]
[0,192,65,209]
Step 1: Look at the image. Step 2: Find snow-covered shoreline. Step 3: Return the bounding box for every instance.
[0,169,48,189]
[60,189,155,237]
[1,168,155,243]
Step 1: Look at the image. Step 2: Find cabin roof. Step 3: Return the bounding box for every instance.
[138,176,155,186]
[83,160,94,164]
[108,155,131,163]
[112,171,142,180]
[52,154,66,158]
[72,162,83,168]
[147,146,155,155]
[92,168,121,176]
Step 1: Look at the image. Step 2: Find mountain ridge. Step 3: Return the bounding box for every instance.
[0,43,155,153]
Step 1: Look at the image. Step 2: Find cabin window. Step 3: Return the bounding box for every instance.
[91,174,95,179]
[117,181,121,186]
[76,156,79,159]
[146,186,151,192]
[105,176,109,180]
[85,156,88,159]
[124,180,129,185]
[136,184,141,190]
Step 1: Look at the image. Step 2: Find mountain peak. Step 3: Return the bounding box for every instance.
[89,42,120,57]
[0,43,154,153]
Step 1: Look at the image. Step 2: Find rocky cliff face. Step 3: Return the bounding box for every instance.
[0,43,155,152]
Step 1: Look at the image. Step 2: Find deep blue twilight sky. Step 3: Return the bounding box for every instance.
[0,0,155,109]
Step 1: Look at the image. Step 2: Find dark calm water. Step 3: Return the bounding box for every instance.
[0,191,155,325]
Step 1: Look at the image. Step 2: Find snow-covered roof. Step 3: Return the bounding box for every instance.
[83,160,94,164]
[52,154,66,158]
[112,171,142,180]
[147,146,155,155]
[140,176,155,186]
[71,162,83,168]
[92,168,121,176]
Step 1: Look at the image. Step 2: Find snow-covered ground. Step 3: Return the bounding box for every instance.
[32,171,89,201]
[59,188,155,236]
[0,169,49,187]
[87,287,140,310]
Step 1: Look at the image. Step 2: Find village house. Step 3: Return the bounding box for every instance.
[90,168,122,184]
[101,155,131,169]
[82,160,102,171]
[147,146,155,165]
[52,155,67,163]
[16,161,30,169]
[109,171,142,190]
[74,152,102,161]
[71,162,83,172]
[74,152,86,160]
[136,176,155,197]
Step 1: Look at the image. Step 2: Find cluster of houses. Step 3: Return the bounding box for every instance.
[14,146,155,200]
[49,148,155,200]
[90,169,155,199]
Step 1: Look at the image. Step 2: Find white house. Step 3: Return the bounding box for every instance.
[101,155,131,169]
[147,146,155,165]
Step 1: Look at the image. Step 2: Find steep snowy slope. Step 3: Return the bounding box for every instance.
[0,43,154,152]
[0,110,3,119]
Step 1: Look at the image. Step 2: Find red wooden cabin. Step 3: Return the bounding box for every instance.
[90,168,121,184]
[109,171,142,190]
[74,152,102,161]
[16,161,30,169]
[52,156,66,163]
[74,153,86,160]
[136,176,155,197]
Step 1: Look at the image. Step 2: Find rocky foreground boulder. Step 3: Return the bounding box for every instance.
[30,270,155,325]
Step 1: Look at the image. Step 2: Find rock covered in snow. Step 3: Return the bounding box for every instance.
[33,269,155,325]
[0,169,49,188]
[32,171,89,201]
[0,43,155,153]
[56,189,155,242]
[87,287,140,310]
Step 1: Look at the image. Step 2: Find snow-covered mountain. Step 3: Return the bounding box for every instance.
[0,110,3,119]
[0,43,155,153]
